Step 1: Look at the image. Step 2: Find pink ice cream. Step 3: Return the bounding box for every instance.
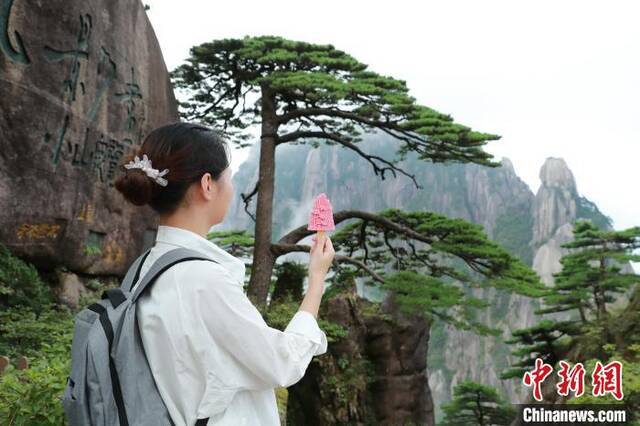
[308,193,335,231]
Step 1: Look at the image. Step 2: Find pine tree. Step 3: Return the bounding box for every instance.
[537,219,640,323]
[171,36,504,307]
[500,319,579,379]
[440,380,516,426]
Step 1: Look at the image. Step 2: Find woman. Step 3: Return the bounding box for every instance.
[115,122,334,425]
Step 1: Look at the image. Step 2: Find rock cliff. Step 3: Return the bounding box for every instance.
[0,0,178,277]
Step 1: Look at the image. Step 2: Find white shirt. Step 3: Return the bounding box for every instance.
[129,225,328,426]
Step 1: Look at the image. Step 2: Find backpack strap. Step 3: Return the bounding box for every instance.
[121,247,153,292]
[87,302,130,425]
[131,247,219,303]
[101,288,127,308]
[95,248,153,309]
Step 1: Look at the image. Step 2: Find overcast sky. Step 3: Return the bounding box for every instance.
[146,0,638,233]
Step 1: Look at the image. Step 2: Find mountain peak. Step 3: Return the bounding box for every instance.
[539,157,577,191]
[500,156,515,174]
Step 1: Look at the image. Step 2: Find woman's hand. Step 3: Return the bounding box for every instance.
[308,232,335,281]
[300,232,334,319]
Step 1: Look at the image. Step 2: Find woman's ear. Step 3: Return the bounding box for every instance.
[201,172,219,201]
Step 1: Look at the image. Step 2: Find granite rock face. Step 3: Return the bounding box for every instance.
[532,157,579,246]
[532,222,576,286]
[0,0,178,275]
[287,290,372,425]
[287,290,433,425]
[363,295,433,425]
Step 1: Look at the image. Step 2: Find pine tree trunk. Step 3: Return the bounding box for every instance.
[596,253,608,320]
[247,84,278,309]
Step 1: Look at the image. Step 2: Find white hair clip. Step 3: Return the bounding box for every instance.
[124,153,170,187]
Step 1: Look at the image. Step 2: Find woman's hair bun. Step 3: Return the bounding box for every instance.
[115,167,154,206]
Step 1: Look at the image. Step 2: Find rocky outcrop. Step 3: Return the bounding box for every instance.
[53,269,89,309]
[0,0,177,275]
[532,157,579,246]
[363,295,433,425]
[287,290,372,425]
[287,289,433,425]
[532,222,576,286]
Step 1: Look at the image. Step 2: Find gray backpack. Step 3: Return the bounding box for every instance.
[61,247,218,426]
